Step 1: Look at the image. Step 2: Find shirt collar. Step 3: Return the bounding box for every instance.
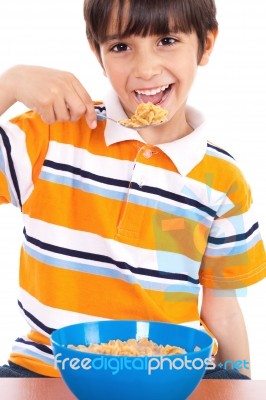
[103,89,207,176]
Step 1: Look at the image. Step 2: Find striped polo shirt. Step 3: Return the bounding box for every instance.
[0,90,265,376]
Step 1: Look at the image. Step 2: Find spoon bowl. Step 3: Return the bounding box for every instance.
[106,116,168,130]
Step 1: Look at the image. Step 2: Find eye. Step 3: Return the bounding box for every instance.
[110,43,130,52]
[159,37,178,46]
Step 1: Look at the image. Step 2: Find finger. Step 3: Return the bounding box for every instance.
[53,97,72,122]
[85,104,97,130]
[64,94,87,122]
[72,80,97,129]
[38,106,57,125]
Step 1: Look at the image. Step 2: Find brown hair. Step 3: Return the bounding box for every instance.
[84,0,218,60]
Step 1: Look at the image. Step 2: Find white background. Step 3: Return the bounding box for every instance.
[0,0,265,379]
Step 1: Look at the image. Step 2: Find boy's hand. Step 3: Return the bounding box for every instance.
[0,65,97,129]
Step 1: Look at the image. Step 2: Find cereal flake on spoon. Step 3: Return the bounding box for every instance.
[119,102,168,128]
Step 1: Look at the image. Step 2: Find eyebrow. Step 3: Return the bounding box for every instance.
[103,34,127,42]
[102,30,185,44]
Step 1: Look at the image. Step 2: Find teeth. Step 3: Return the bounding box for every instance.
[135,84,170,96]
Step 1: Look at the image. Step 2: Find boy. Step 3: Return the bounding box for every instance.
[0,0,265,379]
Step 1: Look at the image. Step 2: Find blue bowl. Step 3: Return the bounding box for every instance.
[51,320,213,400]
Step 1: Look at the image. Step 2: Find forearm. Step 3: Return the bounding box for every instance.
[210,308,251,377]
[0,66,18,116]
[200,288,251,378]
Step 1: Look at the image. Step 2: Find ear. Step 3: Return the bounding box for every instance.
[199,29,218,66]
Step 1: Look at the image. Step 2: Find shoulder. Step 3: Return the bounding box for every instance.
[204,140,246,184]
[192,140,252,210]
[206,141,236,164]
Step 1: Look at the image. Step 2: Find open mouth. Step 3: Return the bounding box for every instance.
[134,84,173,105]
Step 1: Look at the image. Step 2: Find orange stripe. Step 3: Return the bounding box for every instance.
[9,353,60,377]
[200,241,266,289]
[0,172,11,204]
[23,180,124,238]
[10,111,49,184]
[20,251,199,323]
[27,330,51,346]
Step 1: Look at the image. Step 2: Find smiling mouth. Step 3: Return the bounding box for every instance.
[134,84,173,105]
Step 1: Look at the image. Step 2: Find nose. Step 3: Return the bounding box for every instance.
[133,49,162,80]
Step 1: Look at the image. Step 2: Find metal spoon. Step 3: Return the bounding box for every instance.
[106,116,167,130]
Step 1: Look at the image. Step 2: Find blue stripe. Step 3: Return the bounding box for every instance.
[156,251,200,280]
[23,243,200,291]
[40,170,127,201]
[43,160,216,218]
[11,345,54,366]
[127,192,212,226]
[40,171,213,227]
[132,182,216,217]
[206,233,262,257]
[209,222,259,245]
[0,145,5,173]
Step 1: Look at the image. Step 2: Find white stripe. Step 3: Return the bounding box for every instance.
[18,289,202,346]
[206,145,237,165]
[41,164,129,197]
[242,204,261,232]
[207,204,260,251]
[18,305,49,338]
[19,288,109,331]
[0,130,20,206]
[13,338,54,359]
[1,121,34,204]
[23,214,158,270]
[211,204,259,237]
[23,215,200,281]
[47,140,135,182]
[207,229,260,251]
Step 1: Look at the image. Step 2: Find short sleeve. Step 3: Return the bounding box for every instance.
[199,169,266,289]
[0,111,49,208]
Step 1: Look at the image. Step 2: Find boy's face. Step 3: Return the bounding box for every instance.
[92,26,216,143]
